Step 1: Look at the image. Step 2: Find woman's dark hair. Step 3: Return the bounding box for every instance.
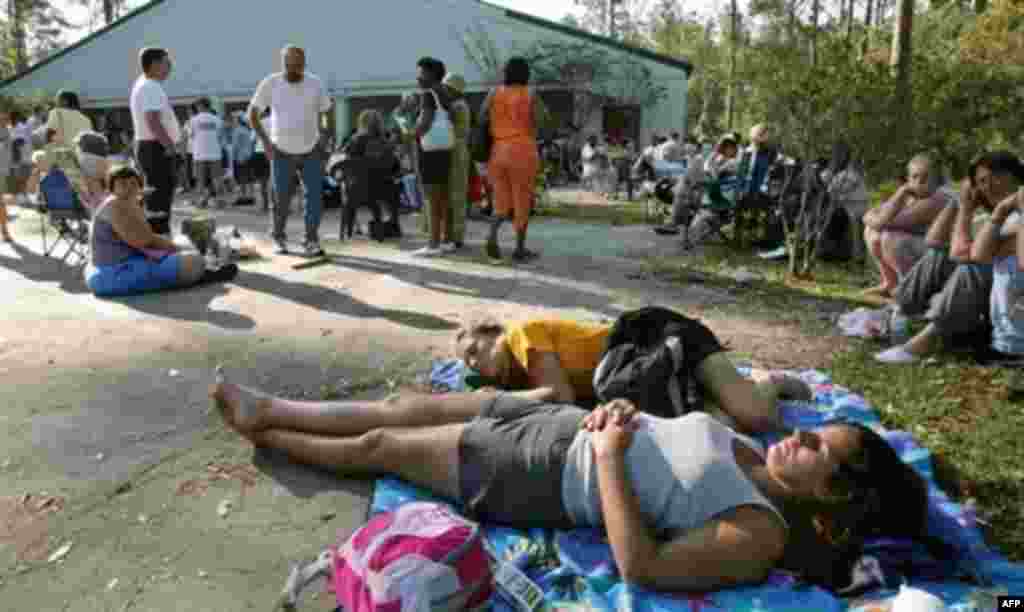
[56,90,81,110]
[969,150,1024,186]
[416,56,446,83]
[107,165,144,191]
[780,422,929,589]
[504,57,531,86]
[139,47,168,73]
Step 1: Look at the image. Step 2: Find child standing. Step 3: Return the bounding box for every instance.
[0,109,14,241]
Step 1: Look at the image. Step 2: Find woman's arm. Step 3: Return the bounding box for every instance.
[595,437,784,590]
[924,202,959,249]
[525,351,575,403]
[866,186,910,228]
[952,183,984,260]
[109,199,177,251]
[413,91,436,141]
[883,190,946,232]
[972,193,1019,264]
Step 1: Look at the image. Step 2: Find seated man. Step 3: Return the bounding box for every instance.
[212,368,928,592]
[29,128,109,210]
[862,154,951,299]
[453,315,811,434]
[876,151,1022,363]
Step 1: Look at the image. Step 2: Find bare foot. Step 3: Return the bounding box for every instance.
[209,366,270,440]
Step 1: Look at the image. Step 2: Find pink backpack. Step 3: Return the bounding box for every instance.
[331,502,494,612]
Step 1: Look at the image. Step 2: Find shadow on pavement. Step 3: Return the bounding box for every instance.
[251,446,374,501]
[235,268,458,331]
[329,253,621,317]
[0,240,91,294]
[108,282,258,330]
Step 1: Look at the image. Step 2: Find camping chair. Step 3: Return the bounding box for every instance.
[37,167,91,268]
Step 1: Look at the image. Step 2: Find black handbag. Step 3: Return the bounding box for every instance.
[471,91,494,164]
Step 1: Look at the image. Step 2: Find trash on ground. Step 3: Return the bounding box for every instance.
[106,578,119,591]
[47,541,72,563]
[217,499,233,518]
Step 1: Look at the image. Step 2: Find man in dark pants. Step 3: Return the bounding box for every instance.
[129,47,181,236]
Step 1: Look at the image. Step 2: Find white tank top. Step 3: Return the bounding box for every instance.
[561,412,786,537]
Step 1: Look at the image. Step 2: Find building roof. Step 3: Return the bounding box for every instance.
[0,0,691,91]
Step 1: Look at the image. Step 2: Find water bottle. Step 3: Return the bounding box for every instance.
[889,307,910,345]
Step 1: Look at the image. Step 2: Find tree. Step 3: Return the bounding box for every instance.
[890,0,914,132]
[2,0,72,75]
[572,0,649,38]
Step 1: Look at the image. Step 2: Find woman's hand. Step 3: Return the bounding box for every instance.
[960,178,982,213]
[586,399,639,460]
[991,192,1019,225]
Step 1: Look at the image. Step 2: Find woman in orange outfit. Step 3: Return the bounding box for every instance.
[481,57,550,261]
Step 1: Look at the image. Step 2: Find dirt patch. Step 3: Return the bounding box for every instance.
[176,463,261,498]
[0,494,65,561]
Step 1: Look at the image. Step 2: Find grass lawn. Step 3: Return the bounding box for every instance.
[649,243,1024,562]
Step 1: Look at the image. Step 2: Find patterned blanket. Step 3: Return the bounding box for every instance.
[367,363,1022,611]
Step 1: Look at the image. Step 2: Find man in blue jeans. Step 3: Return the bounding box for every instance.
[248,45,333,256]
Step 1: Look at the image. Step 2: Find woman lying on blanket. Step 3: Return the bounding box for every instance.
[453,315,812,433]
[212,374,928,591]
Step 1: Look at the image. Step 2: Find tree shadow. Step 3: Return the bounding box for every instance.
[235,268,458,331]
[328,253,623,317]
[0,240,91,294]
[106,282,258,331]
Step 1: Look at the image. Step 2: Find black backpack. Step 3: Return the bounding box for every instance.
[592,307,699,419]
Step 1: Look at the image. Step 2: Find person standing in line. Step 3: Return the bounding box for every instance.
[250,109,273,212]
[248,45,332,256]
[129,47,181,236]
[187,98,225,209]
[233,115,255,203]
[482,57,550,261]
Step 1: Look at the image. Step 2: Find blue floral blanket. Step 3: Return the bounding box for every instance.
[368,364,1022,611]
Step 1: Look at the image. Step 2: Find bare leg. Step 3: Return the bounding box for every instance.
[862,227,895,295]
[210,368,497,438]
[0,199,11,241]
[257,424,464,500]
[697,354,813,434]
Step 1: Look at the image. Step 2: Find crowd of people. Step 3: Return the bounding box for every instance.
[3,34,1023,603]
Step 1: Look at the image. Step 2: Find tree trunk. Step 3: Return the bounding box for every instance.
[891,0,914,136]
[103,0,116,23]
[725,0,739,130]
[846,0,856,39]
[809,0,820,66]
[861,0,874,56]
[8,0,29,73]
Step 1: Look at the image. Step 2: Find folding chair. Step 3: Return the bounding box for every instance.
[37,168,91,268]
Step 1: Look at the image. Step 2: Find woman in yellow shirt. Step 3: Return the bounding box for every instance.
[453,315,811,434]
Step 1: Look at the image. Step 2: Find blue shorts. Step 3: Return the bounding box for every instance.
[87,254,182,297]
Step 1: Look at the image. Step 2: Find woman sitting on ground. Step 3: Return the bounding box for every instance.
[85,166,237,297]
[863,154,951,298]
[874,152,1023,364]
[971,184,1024,360]
[453,315,812,434]
[212,373,928,591]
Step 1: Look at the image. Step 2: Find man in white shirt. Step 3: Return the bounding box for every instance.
[248,45,332,256]
[187,98,225,208]
[129,47,181,236]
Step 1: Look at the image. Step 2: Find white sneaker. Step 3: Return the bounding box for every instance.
[440,242,457,253]
[874,346,919,364]
[412,245,444,257]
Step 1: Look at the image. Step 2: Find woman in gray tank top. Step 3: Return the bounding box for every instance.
[211,369,928,592]
[85,165,234,296]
